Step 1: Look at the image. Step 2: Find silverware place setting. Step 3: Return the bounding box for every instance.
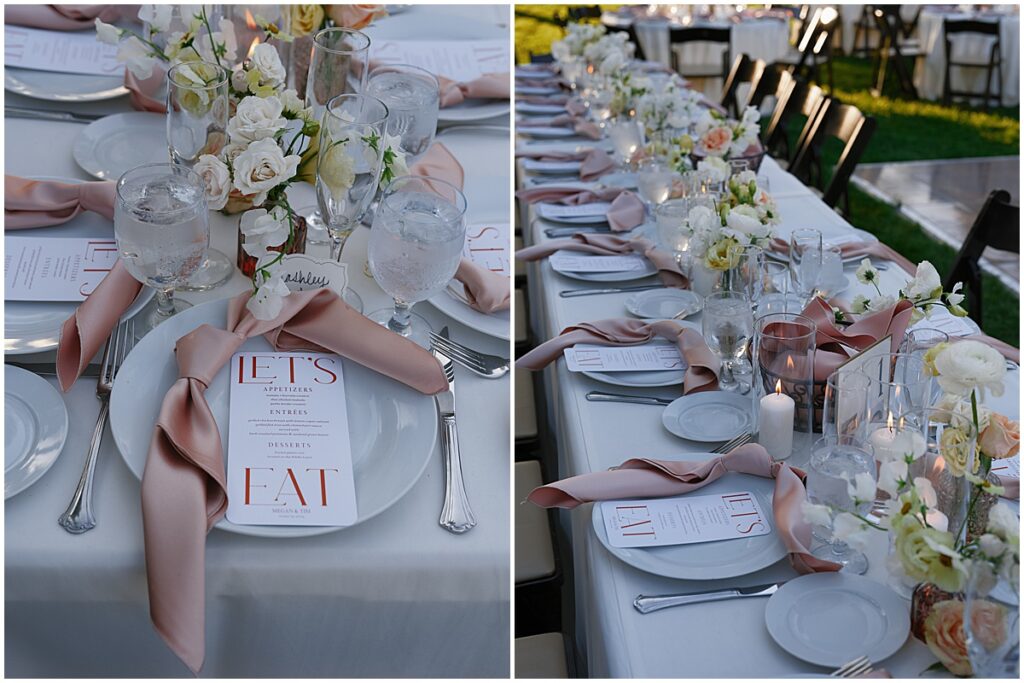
[634,582,783,614]
[428,330,509,379]
[431,326,476,534]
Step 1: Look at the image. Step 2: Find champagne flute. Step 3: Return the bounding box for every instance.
[113,163,210,336]
[702,291,753,392]
[367,176,468,347]
[726,243,766,303]
[365,63,440,163]
[315,93,389,261]
[789,228,823,304]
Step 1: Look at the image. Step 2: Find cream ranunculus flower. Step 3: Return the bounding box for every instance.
[193,154,231,211]
[228,96,287,143]
[250,42,286,88]
[232,138,301,205]
[290,4,326,36]
[724,204,768,240]
[933,339,1007,397]
[319,142,357,197]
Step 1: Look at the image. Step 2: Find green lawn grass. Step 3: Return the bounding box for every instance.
[515,10,1020,345]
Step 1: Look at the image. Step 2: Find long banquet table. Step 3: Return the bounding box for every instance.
[514,126,1020,677]
[5,5,510,677]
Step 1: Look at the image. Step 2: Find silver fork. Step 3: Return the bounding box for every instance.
[58,319,135,534]
[712,431,753,454]
[830,655,873,678]
[428,330,509,379]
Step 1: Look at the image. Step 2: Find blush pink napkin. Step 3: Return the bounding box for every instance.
[770,237,918,276]
[517,114,601,140]
[515,148,615,181]
[516,185,645,232]
[565,97,587,116]
[4,4,130,30]
[516,233,688,288]
[125,66,168,113]
[142,288,447,673]
[527,442,841,575]
[4,176,144,391]
[516,93,570,105]
[801,297,915,381]
[409,144,511,314]
[517,318,719,394]
[437,72,509,108]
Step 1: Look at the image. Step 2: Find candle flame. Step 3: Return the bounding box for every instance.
[775,379,782,395]
[898,416,905,431]
[245,10,258,30]
[887,411,894,431]
[786,356,795,371]
[247,36,261,60]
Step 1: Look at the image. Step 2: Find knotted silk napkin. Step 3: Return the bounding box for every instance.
[517,318,719,395]
[437,72,509,108]
[142,288,447,672]
[516,233,688,288]
[515,148,615,181]
[527,442,842,575]
[409,143,510,313]
[517,114,602,140]
[4,3,129,30]
[515,185,646,232]
[769,237,918,276]
[801,297,915,381]
[4,176,144,391]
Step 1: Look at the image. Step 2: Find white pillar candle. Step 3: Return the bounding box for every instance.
[758,380,795,459]
[869,414,927,463]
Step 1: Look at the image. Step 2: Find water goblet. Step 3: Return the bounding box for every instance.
[366,63,440,163]
[367,176,468,347]
[113,163,210,336]
[636,158,679,210]
[702,291,754,392]
[725,243,766,303]
[608,117,644,166]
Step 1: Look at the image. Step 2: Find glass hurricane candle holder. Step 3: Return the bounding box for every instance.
[753,313,817,463]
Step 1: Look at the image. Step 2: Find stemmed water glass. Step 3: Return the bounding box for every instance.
[702,291,754,392]
[636,158,680,211]
[315,93,389,261]
[725,243,766,303]
[789,228,823,304]
[607,116,644,167]
[365,63,440,163]
[113,163,210,335]
[367,176,468,347]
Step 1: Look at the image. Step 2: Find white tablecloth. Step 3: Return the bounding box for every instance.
[5,5,510,677]
[514,129,1019,676]
[915,9,1020,105]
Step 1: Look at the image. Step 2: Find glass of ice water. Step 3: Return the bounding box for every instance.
[114,163,210,334]
[702,291,754,392]
[367,64,440,163]
[367,175,467,347]
[608,117,644,166]
[636,158,680,210]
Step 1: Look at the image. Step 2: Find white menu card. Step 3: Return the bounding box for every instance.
[600,492,772,548]
[370,40,508,82]
[564,343,685,373]
[4,236,118,302]
[550,250,648,273]
[5,25,123,76]
[463,222,510,275]
[225,352,358,526]
[539,202,612,220]
[991,455,1020,480]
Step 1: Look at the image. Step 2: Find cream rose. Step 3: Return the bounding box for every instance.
[232,138,301,206]
[933,340,1007,397]
[193,154,231,211]
[979,413,1020,460]
[228,96,287,143]
[724,204,768,240]
[250,42,286,87]
[290,4,325,36]
[326,4,387,30]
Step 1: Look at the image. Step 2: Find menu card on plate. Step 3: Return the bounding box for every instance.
[370,40,508,82]
[991,455,1020,480]
[540,202,611,220]
[523,159,582,173]
[463,223,510,275]
[225,352,357,526]
[550,250,647,273]
[564,343,685,373]
[4,236,117,301]
[600,492,772,548]
[5,26,123,76]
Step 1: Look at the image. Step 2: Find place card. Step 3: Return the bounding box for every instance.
[4,236,117,302]
[225,352,358,527]
[5,25,123,76]
[369,39,508,83]
[991,455,1020,480]
[277,254,348,298]
[539,202,612,220]
[463,222,510,275]
[600,491,772,548]
[564,342,685,373]
[550,250,647,273]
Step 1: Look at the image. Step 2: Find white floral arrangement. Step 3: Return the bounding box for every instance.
[693,106,762,159]
[853,259,968,322]
[551,21,607,61]
[634,81,703,138]
[582,31,633,73]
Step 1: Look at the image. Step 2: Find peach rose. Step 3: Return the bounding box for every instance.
[979,413,1020,460]
[968,599,1008,652]
[699,126,733,157]
[326,4,387,30]
[923,600,971,676]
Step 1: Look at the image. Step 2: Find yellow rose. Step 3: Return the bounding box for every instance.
[290,5,325,37]
[940,426,973,477]
[704,237,739,272]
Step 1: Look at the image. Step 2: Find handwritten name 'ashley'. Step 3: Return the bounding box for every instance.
[236,354,339,385]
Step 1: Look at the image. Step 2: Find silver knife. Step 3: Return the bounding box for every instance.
[432,326,476,534]
[560,284,662,298]
[7,362,101,378]
[586,391,674,406]
[634,582,783,614]
[5,106,104,124]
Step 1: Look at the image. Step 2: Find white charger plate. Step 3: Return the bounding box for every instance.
[537,203,609,225]
[591,466,787,580]
[625,288,703,319]
[73,112,168,180]
[5,67,127,102]
[516,102,567,115]
[108,298,439,538]
[662,391,753,442]
[765,573,910,668]
[5,365,69,499]
[4,176,154,355]
[578,329,698,387]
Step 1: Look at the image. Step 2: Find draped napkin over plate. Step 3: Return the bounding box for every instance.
[516,233,688,289]
[409,143,510,314]
[142,288,447,672]
[516,185,645,232]
[4,175,144,390]
[769,237,918,276]
[527,443,842,575]
[517,318,719,395]
[517,114,601,140]
[515,148,615,181]
[437,72,509,108]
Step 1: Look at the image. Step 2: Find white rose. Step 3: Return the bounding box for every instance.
[138,4,172,32]
[228,96,287,143]
[933,339,1007,397]
[903,260,942,302]
[725,204,766,238]
[232,138,301,205]
[279,88,304,115]
[231,67,249,92]
[117,36,157,79]
[250,42,286,87]
[240,207,291,256]
[94,18,122,45]
[246,271,291,321]
[222,142,248,166]
[193,154,231,211]
[801,501,833,528]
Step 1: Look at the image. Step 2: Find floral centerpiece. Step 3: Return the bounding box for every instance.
[852,259,969,323]
[550,21,607,62]
[692,106,765,170]
[634,81,703,142]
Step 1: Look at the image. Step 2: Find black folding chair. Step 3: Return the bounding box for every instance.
[851,4,878,56]
[566,5,601,22]
[720,54,763,118]
[667,25,731,84]
[943,19,1003,109]
[871,5,922,98]
[944,189,1019,327]
[745,61,786,112]
[763,72,827,166]
[783,5,838,92]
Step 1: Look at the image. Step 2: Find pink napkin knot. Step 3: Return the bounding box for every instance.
[438,72,509,108]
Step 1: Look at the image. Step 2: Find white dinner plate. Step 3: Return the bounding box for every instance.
[591,465,788,580]
[4,176,154,355]
[765,573,910,668]
[662,391,753,442]
[537,203,609,225]
[552,257,659,283]
[108,299,439,538]
[518,126,577,139]
[5,67,128,102]
[516,85,560,96]
[5,365,69,499]
[522,159,582,174]
[73,112,168,180]
[579,330,698,388]
[626,288,703,320]
[516,102,567,115]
